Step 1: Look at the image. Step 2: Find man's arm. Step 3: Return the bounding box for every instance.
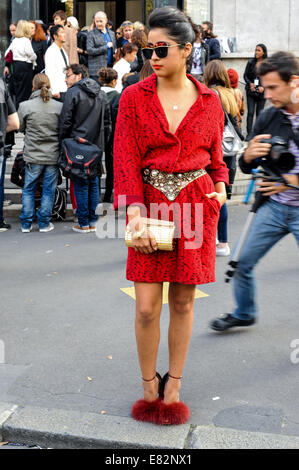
[86,31,107,56]
[58,91,75,142]
[7,112,20,133]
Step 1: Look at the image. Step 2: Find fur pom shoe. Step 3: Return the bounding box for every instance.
[131,373,162,423]
[131,372,190,425]
[153,373,190,426]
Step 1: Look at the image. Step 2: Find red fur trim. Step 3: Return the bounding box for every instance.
[131,398,161,423]
[154,400,190,426]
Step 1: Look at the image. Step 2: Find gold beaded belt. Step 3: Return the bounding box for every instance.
[142,168,207,201]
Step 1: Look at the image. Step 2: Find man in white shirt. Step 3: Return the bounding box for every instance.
[45,25,69,101]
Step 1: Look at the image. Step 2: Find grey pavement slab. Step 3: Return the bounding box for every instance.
[0,205,299,448]
[188,425,299,449]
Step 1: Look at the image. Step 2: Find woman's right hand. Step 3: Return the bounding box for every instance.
[250,83,256,92]
[127,206,157,254]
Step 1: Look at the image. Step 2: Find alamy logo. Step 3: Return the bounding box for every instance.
[290,339,299,364]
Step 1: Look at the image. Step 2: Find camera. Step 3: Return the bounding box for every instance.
[259,136,295,174]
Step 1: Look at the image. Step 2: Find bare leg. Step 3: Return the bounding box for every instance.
[164,282,196,404]
[134,282,163,401]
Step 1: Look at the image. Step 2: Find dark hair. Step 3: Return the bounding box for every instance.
[139,59,154,81]
[255,43,268,59]
[97,67,118,85]
[50,24,63,40]
[53,10,67,23]
[202,21,217,38]
[65,64,89,78]
[114,42,138,63]
[258,51,299,83]
[148,6,196,45]
[131,29,147,48]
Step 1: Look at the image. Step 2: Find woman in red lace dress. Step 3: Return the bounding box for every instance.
[114,6,228,425]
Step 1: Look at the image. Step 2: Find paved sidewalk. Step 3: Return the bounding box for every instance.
[1,206,299,449]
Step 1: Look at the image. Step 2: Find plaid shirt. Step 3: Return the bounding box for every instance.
[271,109,299,207]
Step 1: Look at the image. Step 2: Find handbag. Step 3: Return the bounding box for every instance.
[125,218,175,251]
[222,109,243,158]
[5,50,13,64]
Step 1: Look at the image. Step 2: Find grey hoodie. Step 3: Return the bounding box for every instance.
[18,90,63,165]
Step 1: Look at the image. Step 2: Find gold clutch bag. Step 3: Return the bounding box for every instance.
[125,218,175,251]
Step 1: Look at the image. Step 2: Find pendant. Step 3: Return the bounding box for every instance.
[173,105,178,110]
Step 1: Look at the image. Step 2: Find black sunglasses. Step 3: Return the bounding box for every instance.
[142,42,186,60]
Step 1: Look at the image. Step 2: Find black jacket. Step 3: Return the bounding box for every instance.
[32,39,48,73]
[59,78,112,152]
[244,58,265,99]
[239,106,297,174]
[205,37,221,61]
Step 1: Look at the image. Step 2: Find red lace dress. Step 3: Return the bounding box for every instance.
[113,74,229,285]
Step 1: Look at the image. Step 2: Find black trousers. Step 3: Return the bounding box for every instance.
[12,61,33,109]
[103,146,113,203]
[246,92,266,135]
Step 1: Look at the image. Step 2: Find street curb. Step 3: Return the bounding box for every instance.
[0,403,190,449]
[1,402,299,449]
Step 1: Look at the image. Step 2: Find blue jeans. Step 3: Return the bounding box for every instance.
[20,163,59,229]
[0,155,6,224]
[232,199,299,321]
[73,176,99,227]
[218,202,228,243]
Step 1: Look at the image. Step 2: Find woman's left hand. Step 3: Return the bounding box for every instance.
[205,191,227,207]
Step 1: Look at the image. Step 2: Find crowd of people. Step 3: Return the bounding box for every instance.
[1,4,298,428]
[1,9,250,245]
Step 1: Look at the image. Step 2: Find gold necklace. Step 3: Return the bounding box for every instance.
[162,94,179,111]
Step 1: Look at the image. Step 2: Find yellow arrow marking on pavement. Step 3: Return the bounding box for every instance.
[120,283,209,304]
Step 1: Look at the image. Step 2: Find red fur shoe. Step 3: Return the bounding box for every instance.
[131,373,162,423]
[153,373,190,426]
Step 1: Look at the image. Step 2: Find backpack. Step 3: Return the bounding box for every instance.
[51,187,67,221]
[58,137,103,180]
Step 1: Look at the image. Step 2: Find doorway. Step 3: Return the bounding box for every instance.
[76,1,144,29]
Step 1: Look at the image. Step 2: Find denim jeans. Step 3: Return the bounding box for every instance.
[232,198,299,321]
[20,163,59,229]
[0,155,6,224]
[217,202,228,243]
[73,176,99,227]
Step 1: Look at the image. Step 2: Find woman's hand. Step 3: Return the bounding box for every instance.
[127,206,157,254]
[205,191,227,207]
[205,181,227,207]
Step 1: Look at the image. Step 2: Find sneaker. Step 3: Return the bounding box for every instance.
[89,225,97,232]
[72,224,90,233]
[39,223,54,233]
[210,313,256,332]
[216,244,230,257]
[21,225,33,233]
[0,221,11,232]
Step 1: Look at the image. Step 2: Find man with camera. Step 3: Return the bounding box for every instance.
[0,76,19,232]
[210,51,299,332]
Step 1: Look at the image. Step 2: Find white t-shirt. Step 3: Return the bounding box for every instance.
[191,42,203,75]
[45,43,69,95]
[113,58,131,93]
